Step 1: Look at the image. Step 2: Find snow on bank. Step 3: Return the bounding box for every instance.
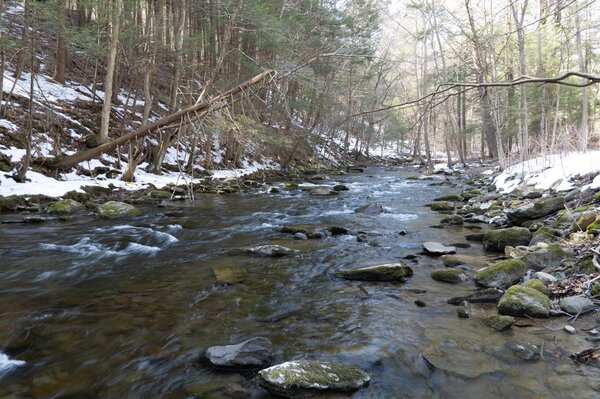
[0,352,25,375]
[0,160,277,198]
[494,151,600,193]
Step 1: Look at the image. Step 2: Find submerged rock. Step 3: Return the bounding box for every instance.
[422,242,456,255]
[335,263,413,282]
[309,187,338,196]
[431,268,468,284]
[483,314,515,331]
[96,201,142,218]
[205,337,272,369]
[440,215,464,225]
[354,203,384,215]
[507,196,564,225]
[483,227,532,252]
[442,254,490,269]
[507,342,541,361]
[257,360,370,397]
[474,259,526,289]
[498,285,551,317]
[333,184,350,191]
[243,245,299,257]
[47,199,84,215]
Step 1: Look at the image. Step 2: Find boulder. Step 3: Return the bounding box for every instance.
[498,285,551,318]
[354,204,383,215]
[483,227,532,252]
[574,211,597,231]
[335,263,413,282]
[559,296,595,315]
[440,215,463,225]
[431,268,469,284]
[258,360,370,397]
[529,226,556,245]
[422,242,456,255]
[243,245,299,257]
[521,243,573,271]
[333,184,350,191]
[96,201,142,218]
[47,199,84,215]
[506,196,564,225]
[474,259,526,289]
[205,337,272,369]
[483,314,515,331]
[442,254,490,269]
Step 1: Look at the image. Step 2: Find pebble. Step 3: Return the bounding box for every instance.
[564,325,576,334]
[294,232,308,240]
[415,299,427,307]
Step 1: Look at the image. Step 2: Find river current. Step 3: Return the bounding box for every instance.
[1,167,598,398]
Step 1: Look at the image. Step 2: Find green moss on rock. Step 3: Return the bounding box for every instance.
[335,263,413,282]
[47,199,84,215]
[96,201,142,218]
[522,279,548,295]
[440,215,463,225]
[483,227,532,252]
[587,216,600,232]
[474,259,526,288]
[431,268,468,284]
[442,254,490,269]
[483,314,515,331]
[498,285,551,317]
[429,201,455,212]
[433,194,461,201]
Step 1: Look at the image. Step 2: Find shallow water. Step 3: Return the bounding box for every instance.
[1,168,598,398]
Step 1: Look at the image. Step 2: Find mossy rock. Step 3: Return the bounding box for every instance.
[474,259,526,289]
[591,282,600,297]
[258,360,370,396]
[483,314,515,331]
[63,190,90,204]
[283,182,299,189]
[309,187,338,196]
[462,188,481,200]
[429,201,455,212]
[0,195,29,212]
[587,216,600,232]
[507,197,564,225]
[81,185,113,198]
[333,184,350,191]
[442,254,490,269]
[440,215,464,225]
[522,279,548,295]
[433,194,461,201]
[576,257,596,274]
[431,268,468,284]
[530,226,556,245]
[498,285,551,318]
[483,227,532,252]
[149,190,172,199]
[335,263,413,282]
[574,211,597,231]
[96,201,142,218]
[594,191,600,201]
[521,243,573,271]
[47,199,85,215]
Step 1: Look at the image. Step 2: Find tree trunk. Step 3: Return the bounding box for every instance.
[575,10,588,151]
[53,0,67,84]
[511,0,529,165]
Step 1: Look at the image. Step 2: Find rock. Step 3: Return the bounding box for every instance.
[530,226,558,245]
[327,226,349,236]
[415,299,427,307]
[279,224,323,239]
[483,227,532,252]
[474,259,526,289]
[294,232,308,240]
[507,342,541,361]
[587,216,600,232]
[269,187,280,194]
[447,288,504,305]
[462,188,481,200]
[243,245,299,257]
[433,194,461,201]
[522,190,543,199]
[429,201,455,212]
[309,187,338,196]
[465,233,485,242]
[457,304,470,318]
[354,203,383,215]
[47,199,84,215]
[575,211,597,231]
[521,243,573,271]
[533,271,557,283]
[507,196,564,225]
[258,360,370,397]
[398,229,408,235]
[498,285,551,318]
[149,190,171,199]
[205,337,272,369]
[483,314,515,331]
[422,242,456,255]
[440,215,463,225]
[333,184,349,191]
[96,201,142,218]
[559,296,595,314]
[442,254,490,269]
[522,279,548,295]
[564,325,576,334]
[431,268,468,284]
[334,263,413,282]
[356,233,369,243]
[24,216,46,223]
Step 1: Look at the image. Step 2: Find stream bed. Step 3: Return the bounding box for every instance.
[1,167,599,398]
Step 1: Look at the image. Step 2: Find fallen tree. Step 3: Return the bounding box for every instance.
[43,69,275,170]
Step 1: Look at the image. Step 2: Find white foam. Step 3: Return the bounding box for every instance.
[0,352,25,375]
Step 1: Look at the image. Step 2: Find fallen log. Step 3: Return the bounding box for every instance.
[45,69,275,170]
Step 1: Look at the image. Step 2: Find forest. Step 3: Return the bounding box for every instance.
[1,0,600,398]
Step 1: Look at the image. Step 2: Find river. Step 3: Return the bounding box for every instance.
[0,167,598,398]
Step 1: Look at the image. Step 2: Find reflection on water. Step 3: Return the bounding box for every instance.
[0,168,598,398]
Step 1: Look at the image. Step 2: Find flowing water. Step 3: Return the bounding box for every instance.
[0,168,598,398]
